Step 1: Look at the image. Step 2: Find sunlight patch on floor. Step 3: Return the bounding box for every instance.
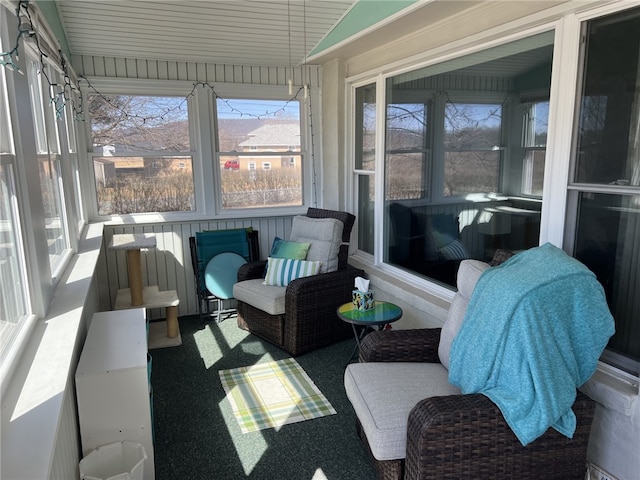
[240,339,276,358]
[193,325,229,369]
[218,395,269,475]
[215,318,249,348]
[217,353,279,475]
[312,468,329,479]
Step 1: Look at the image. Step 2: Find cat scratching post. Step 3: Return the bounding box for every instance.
[109,233,181,348]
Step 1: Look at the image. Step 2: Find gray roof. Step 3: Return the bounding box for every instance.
[239,124,300,148]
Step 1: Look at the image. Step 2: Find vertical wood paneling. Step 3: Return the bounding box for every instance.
[167,61,178,80]
[157,61,169,80]
[136,59,148,78]
[147,59,158,79]
[125,58,137,78]
[50,386,81,480]
[75,55,321,89]
[114,58,127,77]
[94,57,106,77]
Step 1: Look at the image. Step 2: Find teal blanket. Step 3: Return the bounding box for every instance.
[448,243,614,445]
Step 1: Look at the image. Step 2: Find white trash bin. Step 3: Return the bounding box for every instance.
[79,441,147,480]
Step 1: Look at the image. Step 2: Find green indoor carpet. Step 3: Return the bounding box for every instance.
[150,315,376,479]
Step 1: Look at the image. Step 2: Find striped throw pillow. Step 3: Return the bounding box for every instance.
[439,239,470,261]
[263,257,321,287]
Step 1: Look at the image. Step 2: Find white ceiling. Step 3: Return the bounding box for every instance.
[55,0,356,67]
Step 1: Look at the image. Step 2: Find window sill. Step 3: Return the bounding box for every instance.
[0,223,104,479]
[580,363,639,417]
[99,206,309,225]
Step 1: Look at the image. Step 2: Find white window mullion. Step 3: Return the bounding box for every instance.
[373,74,386,267]
[192,87,213,215]
[539,15,582,246]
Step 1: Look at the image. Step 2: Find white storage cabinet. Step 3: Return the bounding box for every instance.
[76,309,154,480]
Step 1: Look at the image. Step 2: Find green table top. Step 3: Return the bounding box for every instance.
[337,301,403,326]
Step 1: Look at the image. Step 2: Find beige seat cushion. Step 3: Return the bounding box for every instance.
[345,259,489,463]
[289,216,343,273]
[344,362,461,461]
[233,278,286,315]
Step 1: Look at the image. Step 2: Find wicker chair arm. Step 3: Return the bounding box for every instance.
[237,260,268,281]
[404,391,595,480]
[359,328,442,363]
[277,265,364,355]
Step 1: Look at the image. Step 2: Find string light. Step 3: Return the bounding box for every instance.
[2,1,311,136]
[81,77,306,122]
[0,1,31,73]
[1,1,84,121]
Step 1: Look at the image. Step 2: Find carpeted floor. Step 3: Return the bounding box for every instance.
[150,315,377,479]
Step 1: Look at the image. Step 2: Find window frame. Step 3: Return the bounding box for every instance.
[211,84,312,216]
[0,56,32,378]
[83,79,315,221]
[24,48,71,280]
[84,79,200,221]
[520,99,549,197]
[563,6,640,376]
[348,25,560,299]
[438,93,506,201]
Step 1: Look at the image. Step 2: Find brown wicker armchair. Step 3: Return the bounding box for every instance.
[356,329,595,480]
[234,208,365,356]
[346,255,599,480]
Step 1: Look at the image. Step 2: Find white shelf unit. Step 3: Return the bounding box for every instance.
[76,308,155,480]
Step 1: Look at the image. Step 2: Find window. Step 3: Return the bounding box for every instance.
[354,83,376,255]
[567,8,640,375]
[61,88,85,228]
[354,32,553,287]
[0,164,28,353]
[216,98,302,209]
[89,94,195,215]
[521,101,548,196]
[26,58,70,276]
[385,101,429,200]
[0,61,29,359]
[443,101,502,197]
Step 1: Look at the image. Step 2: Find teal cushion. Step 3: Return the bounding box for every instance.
[270,237,311,260]
[263,257,321,287]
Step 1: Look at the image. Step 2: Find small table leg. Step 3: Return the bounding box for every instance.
[347,324,361,362]
[348,323,388,363]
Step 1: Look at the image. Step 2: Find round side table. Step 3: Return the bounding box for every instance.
[337,301,403,362]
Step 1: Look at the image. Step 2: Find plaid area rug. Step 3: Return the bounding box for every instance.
[219,357,336,433]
